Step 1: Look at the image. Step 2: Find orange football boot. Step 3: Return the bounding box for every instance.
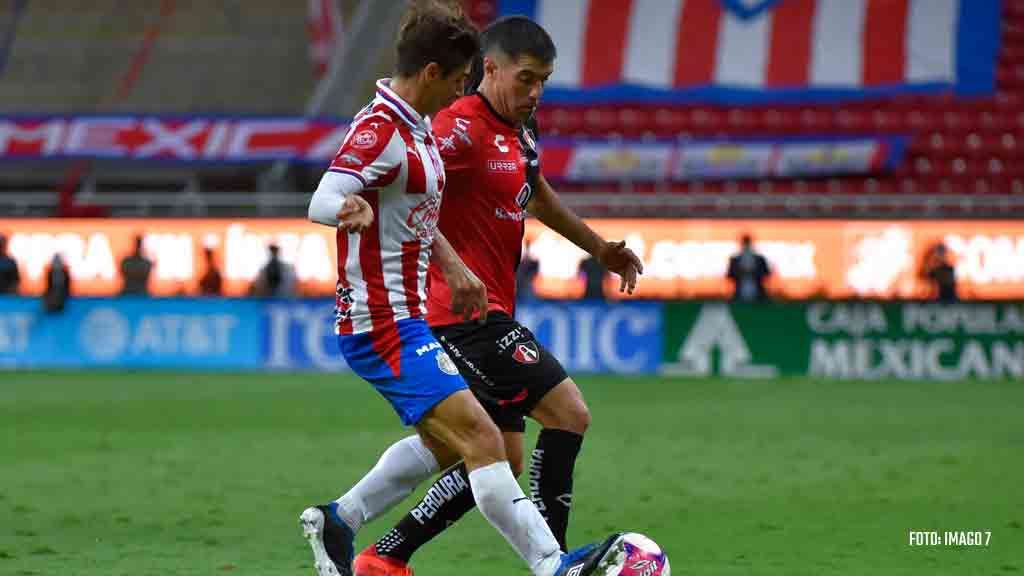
[353,545,414,576]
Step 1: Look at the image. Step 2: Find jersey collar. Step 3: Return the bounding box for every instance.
[475,92,519,130]
[375,79,425,129]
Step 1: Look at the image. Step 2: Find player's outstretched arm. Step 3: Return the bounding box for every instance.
[430,232,488,323]
[308,172,374,233]
[527,174,644,294]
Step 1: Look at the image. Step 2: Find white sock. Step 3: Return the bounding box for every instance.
[468,461,563,576]
[333,435,439,532]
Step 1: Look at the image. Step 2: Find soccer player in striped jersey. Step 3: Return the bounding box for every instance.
[300,3,624,576]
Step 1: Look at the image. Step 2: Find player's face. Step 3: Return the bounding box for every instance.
[425,61,472,116]
[494,53,553,122]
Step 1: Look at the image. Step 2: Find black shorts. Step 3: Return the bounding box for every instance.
[432,311,568,433]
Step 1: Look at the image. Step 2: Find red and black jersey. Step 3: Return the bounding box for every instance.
[426,94,540,327]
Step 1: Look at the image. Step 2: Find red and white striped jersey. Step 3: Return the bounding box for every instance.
[323,79,446,336]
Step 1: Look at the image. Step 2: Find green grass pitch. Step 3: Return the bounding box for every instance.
[2,371,1021,575]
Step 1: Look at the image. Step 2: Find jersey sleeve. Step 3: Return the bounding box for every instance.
[328,113,404,189]
[309,114,403,226]
[432,109,477,174]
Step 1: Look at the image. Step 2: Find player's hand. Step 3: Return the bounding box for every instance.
[336,195,373,234]
[445,263,489,324]
[598,240,644,295]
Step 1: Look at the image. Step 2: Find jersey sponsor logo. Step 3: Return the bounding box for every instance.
[436,350,459,375]
[495,207,528,222]
[496,325,525,352]
[488,159,518,173]
[415,341,442,356]
[440,335,497,387]
[408,194,441,240]
[352,129,378,149]
[512,341,540,364]
[565,564,584,576]
[494,134,510,153]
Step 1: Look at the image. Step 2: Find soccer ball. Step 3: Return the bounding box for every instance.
[600,532,670,576]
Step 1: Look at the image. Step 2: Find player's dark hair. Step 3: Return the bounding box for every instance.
[480,16,557,64]
[395,0,480,78]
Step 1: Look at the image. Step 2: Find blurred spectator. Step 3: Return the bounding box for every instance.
[43,254,71,313]
[579,255,606,301]
[515,250,539,301]
[924,243,958,303]
[198,247,223,296]
[253,244,295,298]
[120,235,153,296]
[0,234,20,295]
[727,234,771,302]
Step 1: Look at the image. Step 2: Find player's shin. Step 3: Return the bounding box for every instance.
[334,435,439,532]
[531,429,584,550]
[374,462,476,562]
[469,461,563,576]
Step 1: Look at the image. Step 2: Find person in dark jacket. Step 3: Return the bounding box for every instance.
[727,234,771,302]
[43,253,71,313]
[0,234,20,295]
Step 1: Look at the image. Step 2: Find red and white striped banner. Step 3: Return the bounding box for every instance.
[501,0,997,102]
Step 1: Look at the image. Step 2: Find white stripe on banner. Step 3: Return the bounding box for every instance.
[714,6,770,87]
[810,0,866,86]
[623,0,685,87]
[907,0,958,83]
[539,0,589,87]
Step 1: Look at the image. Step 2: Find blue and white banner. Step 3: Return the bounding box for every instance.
[0,298,662,374]
[518,301,663,374]
[0,297,264,369]
[500,0,1001,104]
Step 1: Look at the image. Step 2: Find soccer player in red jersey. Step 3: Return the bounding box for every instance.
[300,4,625,576]
[353,15,644,576]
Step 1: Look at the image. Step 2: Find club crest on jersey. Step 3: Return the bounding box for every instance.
[436,351,459,375]
[352,129,378,149]
[512,341,540,364]
[516,182,533,208]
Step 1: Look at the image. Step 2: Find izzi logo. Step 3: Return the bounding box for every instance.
[663,304,778,378]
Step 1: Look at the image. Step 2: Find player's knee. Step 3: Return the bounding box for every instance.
[461,413,505,464]
[554,398,591,435]
[572,403,592,435]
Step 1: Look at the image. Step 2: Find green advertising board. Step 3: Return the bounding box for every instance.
[662,302,1024,380]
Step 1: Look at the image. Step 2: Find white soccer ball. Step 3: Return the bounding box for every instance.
[598,532,670,576]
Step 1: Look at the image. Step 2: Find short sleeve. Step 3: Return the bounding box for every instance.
[432,109,477,173]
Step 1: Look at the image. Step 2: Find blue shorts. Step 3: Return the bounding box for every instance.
[339,318,468,426]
